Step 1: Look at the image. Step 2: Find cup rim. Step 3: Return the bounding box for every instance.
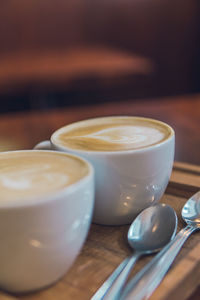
[51,116,175,155]
[0,150,94,208]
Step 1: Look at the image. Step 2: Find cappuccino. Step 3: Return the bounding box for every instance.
[52,117,172,152]
[0,150,94,293]
[35,116,174,225]
[0,151,89,201]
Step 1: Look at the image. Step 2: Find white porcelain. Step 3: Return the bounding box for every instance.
[35,117,175,226]
[0,150,94,293]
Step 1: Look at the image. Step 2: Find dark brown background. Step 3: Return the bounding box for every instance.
[0,0,200,113]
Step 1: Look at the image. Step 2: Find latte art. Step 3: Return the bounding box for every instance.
[0,168,69,191]
[53,117,171,152]
[80,126,147,144]
[0,151,89,201]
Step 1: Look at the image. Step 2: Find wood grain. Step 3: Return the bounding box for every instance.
[150,243,200,300]
[167,162,200,197]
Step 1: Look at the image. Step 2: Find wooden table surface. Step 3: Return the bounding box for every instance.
[0,93,199,299]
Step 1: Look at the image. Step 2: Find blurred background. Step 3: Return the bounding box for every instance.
[0,0,200,113]
[0,0,200,166]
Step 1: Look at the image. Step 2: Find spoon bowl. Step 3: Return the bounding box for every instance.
[182,191,200,227]
[128,204,177,253]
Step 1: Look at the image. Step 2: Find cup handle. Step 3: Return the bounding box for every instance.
[34,140,52,150]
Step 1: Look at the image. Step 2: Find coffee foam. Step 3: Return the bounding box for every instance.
[53,117,171,152]
[0,151,89,201]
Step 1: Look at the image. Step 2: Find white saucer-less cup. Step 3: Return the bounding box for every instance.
[35,117,175,226]
[0,150,94,293]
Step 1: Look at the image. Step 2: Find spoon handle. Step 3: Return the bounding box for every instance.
[91,253,140,300]
[121,225,197,300]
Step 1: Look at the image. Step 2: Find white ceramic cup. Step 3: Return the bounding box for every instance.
[0,150,94,293]
[35,116,175,226]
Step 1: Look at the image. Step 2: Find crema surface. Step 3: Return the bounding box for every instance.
[53,117,171,152]
[0,151,88,201]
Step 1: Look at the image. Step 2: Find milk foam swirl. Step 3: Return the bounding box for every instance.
[0,152,88,201]
[80,126,147,144]
[0,165,69,191]
[55,122,167,151]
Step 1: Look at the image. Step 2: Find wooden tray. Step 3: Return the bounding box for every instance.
[1,162,200,300]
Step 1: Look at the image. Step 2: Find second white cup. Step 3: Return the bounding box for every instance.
[35,116,175,225]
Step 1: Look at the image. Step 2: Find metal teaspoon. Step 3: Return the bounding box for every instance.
[91,203,177,300]
[121,190,200,300]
